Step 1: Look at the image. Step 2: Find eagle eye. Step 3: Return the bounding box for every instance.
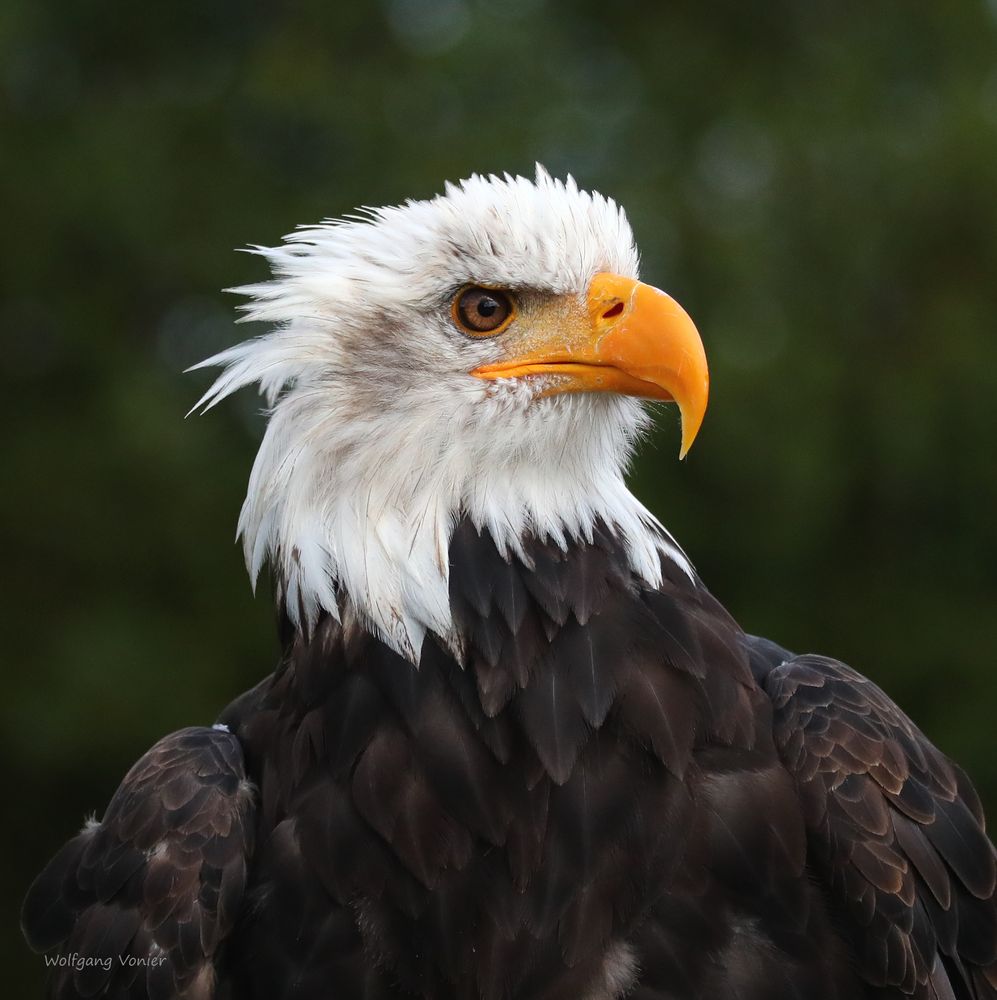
[452,286,515,337]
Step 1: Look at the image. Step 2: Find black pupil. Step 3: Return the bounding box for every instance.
[477,296,499,317]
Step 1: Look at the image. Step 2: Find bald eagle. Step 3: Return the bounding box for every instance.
[22,169,997,1000]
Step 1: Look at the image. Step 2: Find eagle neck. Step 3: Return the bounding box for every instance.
[240,386,693,663]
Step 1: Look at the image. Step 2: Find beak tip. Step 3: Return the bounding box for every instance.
[676,394,707,461]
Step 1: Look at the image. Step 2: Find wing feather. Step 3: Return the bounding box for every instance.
[22,726,254,1000]
[758,649,997,999]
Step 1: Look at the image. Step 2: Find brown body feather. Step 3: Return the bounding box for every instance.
[23,522,997,999]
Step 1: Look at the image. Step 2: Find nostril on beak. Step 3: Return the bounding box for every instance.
[601,300,625,320]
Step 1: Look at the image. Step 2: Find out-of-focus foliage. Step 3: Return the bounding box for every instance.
[3,0,997,990]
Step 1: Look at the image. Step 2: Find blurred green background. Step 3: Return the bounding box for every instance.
[4,0,997,991]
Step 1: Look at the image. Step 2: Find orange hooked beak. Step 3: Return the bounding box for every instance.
[471,273,709,458]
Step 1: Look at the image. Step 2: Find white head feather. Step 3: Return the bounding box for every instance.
[191,167,691,662]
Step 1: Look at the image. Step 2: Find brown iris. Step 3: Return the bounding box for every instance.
[452,286,515,337]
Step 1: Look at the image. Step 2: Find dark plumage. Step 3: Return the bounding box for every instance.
[23,522,997,999]
[22,727,253,999]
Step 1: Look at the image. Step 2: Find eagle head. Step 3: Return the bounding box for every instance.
[192,167,708,660]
